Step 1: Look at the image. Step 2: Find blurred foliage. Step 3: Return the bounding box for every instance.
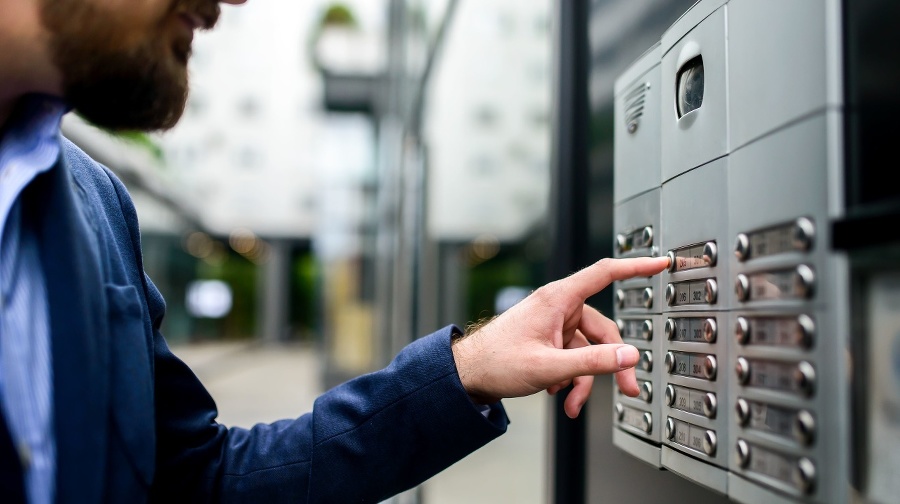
[196,249,259,340]
[115,130,165,162]
[76,111,166,163]
[307,2,361,72]
[319,3,359,27]
[151,240,318,343]
[290,252,320,341]
[466,251,534,325]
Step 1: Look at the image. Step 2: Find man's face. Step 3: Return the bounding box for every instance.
[40,0,221,131]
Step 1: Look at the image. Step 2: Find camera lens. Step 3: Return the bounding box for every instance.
[676,56,704,117]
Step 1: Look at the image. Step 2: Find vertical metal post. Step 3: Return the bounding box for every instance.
[547,0,591,503]
[259,239,291,342]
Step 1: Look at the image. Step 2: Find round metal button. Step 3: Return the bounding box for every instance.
[666,250,677,272]
[664,318,677,340]
[735,274,750,302]
[734,233,751,261]
[640,382,653,403]
[616,289,625,309]
[640,351,653,372]
[664,352,676,374]
[664,384,676,406]
[665,417,675,440]
[616,318,625,335]
[641,319,653,341]
[641,226,653,248]
[702,392,717,419]
[642,412,653,434]
[703,318,717,343]
[703,241,718,267]
[703,355,717,381]
[615,402,624,421]
[736,357,751,385]
[665,283,676,306]
[735,316,750,345]
[735,398,750,426]
[705,279,718,304]
[797,314,816,349]
[794,457,817,494]
[736,439,751,468]
[642,287,654,309]
[616,233,627,254]
[795,361,816,397]
[703,430,717,456]
[794,410,816,446]
[792,217,815,252]
[794,265,816,299]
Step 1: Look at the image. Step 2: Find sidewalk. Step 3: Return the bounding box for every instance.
[171,340,548,504]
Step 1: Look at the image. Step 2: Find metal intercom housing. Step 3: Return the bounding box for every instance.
[610,1,869,502]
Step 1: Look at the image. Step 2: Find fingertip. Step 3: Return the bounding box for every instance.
[660,255,672,271]
[615,369,640,397]
[615,344,639,369]
[564,400,583,419]
[621,383,640,397]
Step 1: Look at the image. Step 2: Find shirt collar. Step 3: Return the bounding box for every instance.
[0,94,69,176]
[7,93,69,143]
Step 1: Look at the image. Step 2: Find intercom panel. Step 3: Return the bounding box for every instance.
[611,0,856,501]
[658,160,730,490]
[726,0,834,152]
[726,112,850,504]
[660,1,728,182]
[612,190,664,465]
[614,43,662,203]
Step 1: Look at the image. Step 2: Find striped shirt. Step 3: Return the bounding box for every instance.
[0,95,66,504]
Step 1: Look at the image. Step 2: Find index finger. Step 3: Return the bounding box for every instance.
[566,256,670,300]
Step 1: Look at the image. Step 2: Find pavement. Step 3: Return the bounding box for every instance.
[171,340,549,504]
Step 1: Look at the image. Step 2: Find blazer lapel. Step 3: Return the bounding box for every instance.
[26,155,110,503]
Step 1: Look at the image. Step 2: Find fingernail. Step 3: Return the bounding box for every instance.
[616,345,639,368]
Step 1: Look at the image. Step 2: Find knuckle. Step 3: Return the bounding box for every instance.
[595,257,615,270]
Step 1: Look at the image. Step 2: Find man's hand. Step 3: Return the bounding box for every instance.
[451,256,670,419]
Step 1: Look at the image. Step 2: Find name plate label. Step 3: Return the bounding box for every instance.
[669,384,712,417]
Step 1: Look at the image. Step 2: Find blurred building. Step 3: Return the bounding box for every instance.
[161,2,335,238]
[152,1,390,349]
[425,0,551,244]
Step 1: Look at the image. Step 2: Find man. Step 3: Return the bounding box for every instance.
[0,0,670,502]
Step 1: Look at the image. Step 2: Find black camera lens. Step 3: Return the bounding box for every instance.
[676,56,704,118]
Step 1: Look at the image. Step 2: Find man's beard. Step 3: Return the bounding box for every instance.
[40,0,220,132]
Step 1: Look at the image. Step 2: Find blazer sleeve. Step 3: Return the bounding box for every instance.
[149,285,509,504]
[90,145,509,503]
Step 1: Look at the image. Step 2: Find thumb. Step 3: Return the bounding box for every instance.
[544,344,639,384]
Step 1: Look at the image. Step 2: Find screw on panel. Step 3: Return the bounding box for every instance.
[703,318,717,343]
[735,317,750,345]
[792,217,815,252]
[736,439,751,468]
[734,233,750,261]
[735,398,750,426]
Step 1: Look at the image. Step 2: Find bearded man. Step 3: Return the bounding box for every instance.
[0,0,669,502]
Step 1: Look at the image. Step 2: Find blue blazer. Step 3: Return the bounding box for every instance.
[0,138,507,503]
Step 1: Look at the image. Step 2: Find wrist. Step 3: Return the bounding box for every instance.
[451,328,500,405]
